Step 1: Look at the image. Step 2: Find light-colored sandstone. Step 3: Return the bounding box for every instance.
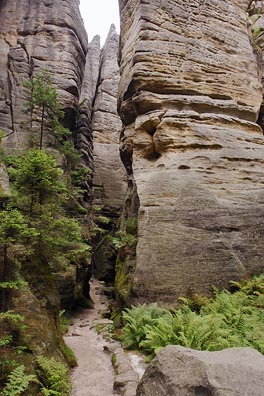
[0,0,87,150]
[118,0,264,304]
[137,346,264,396]
[92,25,127,214]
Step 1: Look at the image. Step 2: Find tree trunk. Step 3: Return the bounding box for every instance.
[40,103,45,150]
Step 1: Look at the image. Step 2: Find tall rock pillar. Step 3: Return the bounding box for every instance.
[118,0,264,304]
[92,25,127,218]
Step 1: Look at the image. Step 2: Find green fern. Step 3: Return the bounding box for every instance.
[121,303,169,349]
[36,355,71,396]
[2,365,37,396]
[121,274,264,359]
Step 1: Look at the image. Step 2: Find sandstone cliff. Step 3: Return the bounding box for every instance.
[87,26,127,282]
[0,0,89,371]
[92,25,127,218]
[118,0,264,305]
[0,0,87,150]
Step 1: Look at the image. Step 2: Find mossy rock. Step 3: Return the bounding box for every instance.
[115,253,136,308]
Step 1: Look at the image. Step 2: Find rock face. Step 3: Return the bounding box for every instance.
[83,26,127,282]
[0,0,89,374]
[118,0,264,304]
[76,35,101,205]
[249,1,264,129]
[137,345,264,396]
[92,25,127,217]
[0,0,87,150]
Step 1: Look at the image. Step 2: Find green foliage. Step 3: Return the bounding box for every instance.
[59,311,69,335]
[14,149,64,214]
[109,231,137,250]
[0,335,13,347]
[0,70,90,391]
[253,25,261,40]
[70,167,92,186]
[121,303,169,350]
[6,149,90,266]
[2,365,37,396]
[38,212,89,258]
[125,217,138,235]
[0,280,28,290]
[0,206,38,312]
[230,274,264,295]
[36,355,71,396]
[121,275,264,359]
[0,311,24,324]
[0,207,39,247]
[23,70,66,150]
[61,345,77,368]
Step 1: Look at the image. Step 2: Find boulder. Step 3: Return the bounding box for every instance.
[137,345,264,396]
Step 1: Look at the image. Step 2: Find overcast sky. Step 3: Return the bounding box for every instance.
[79,0,120,46]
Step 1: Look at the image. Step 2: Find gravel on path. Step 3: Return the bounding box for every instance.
[64,279,118,396]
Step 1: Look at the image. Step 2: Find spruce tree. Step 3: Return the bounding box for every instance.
[23,70,71,150]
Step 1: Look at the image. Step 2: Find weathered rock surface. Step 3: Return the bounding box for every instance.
[0,0,87,150]
[118,0,264,304]
[76,35,101,202]
[249,1,264,129]
[137,345,264,396]
[87,26,127,282]
[92,25,127,215]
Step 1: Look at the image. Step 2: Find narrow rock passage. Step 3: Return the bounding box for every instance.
[64,279,117,396]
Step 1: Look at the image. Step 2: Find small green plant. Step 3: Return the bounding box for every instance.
[2,365,37,396]
[36,355,71,396]
[59,310,70,335]
[109,231,137,250]
[125,217,138,235]
[62,345,77,368]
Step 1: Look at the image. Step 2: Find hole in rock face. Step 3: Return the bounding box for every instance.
[194,386,213,396]
[62,107,76,131]
[145,151,161,161]
[178,164,190,169]
[66,85,78,97]
[147,126,157,135]
[256,106,264,133]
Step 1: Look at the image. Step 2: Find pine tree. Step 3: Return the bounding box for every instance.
[23,70,71,150]
[14,149,64,217]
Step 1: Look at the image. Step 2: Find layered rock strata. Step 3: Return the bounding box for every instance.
[118,0,264,304]
[76,35,101,205]
[249,1,264,129]
[80,26,127,282]
[92,25,127,218]
[0,0,87,150]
